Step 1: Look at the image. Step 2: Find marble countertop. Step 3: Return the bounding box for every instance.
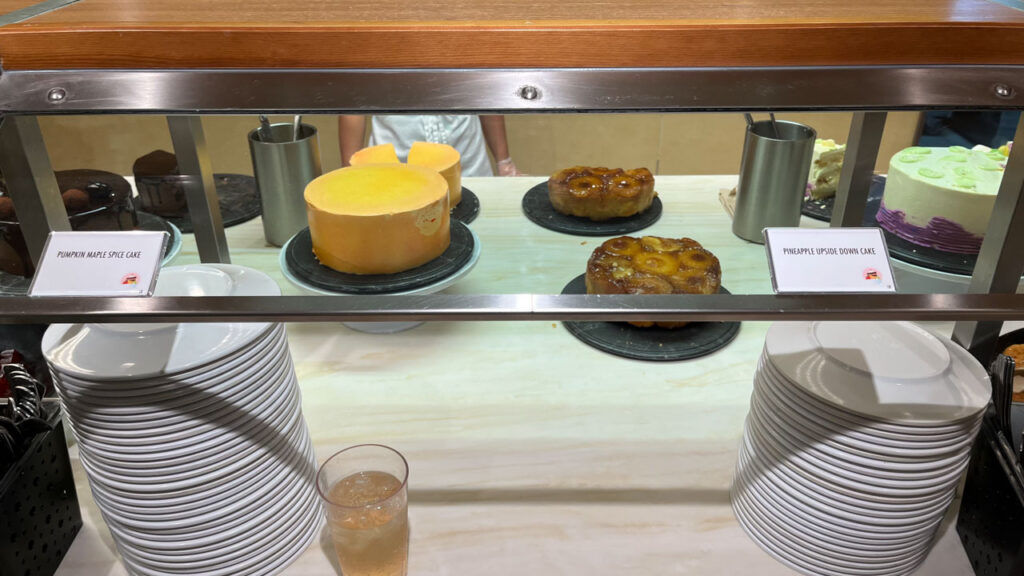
[55,175,974,575]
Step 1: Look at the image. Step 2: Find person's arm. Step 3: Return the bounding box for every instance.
[338,115,368,167]
[479,115,521,176]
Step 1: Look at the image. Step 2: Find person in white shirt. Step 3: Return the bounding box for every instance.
[338,115,521,176]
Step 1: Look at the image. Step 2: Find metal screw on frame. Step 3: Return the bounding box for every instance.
[518,85,541,101]
[994,84,1014,99]
[46,88,67,104]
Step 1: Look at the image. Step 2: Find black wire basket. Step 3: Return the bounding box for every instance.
[0,409,82,576]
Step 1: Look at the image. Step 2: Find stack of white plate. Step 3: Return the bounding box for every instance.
[732,321,990,576]
[42,264,322,576]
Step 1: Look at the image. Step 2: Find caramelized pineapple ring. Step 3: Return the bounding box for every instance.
[603,236,642,257]
[568,176,604,198]
[607,174,642,198]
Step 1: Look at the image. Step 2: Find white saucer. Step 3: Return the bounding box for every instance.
[764,322,990,425]
[279,225,481,334]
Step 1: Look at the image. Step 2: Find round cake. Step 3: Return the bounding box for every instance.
[304,164,450,275]
[0,170,137,277]
[350,142,463,206]
[876,145,1009,254]
[133,150,189,217]
[548,166,656,221]
[585,235,721,328]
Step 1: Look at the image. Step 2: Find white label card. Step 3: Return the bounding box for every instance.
[764,227,897,293]
[29,231,168,297]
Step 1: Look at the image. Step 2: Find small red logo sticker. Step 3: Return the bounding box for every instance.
[121,273,139,285]
[863,268,881,282]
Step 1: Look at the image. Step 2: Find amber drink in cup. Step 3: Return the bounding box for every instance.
[317,444,409,576]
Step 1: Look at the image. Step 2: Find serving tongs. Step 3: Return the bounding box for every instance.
[992,354,1014,440]
[988,354,1024,487]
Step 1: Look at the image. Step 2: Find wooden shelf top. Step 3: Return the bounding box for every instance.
[1,0,1023,69]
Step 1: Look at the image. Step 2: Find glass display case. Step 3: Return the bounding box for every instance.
[0,0,1022,574]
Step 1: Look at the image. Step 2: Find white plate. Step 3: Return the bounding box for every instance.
[69,370,298,464]
[43,264,280,380]
[733,461,935,545]
[104,478,315,551]
[737,440,955,526]
[745,411,966,496]
[731,484,931,564]
[104,480,310,551]
[53,323,286,399]
[731,475,926,552]
[76,383,301,480]
[94,454,313,533]
[738,436,956,515]
[52,322,286,394]
[732,485,931,576]
[737,441,950,532]
[66,359,297,453]
[79,404,307,494]
[118,510,320,576]
[754,365,981,456]
[748,400,973,483]
[61,355,293,443]
[279,224,481,334]
[740,427,951,506]
[87,434,313,516]
[758,353,984,437]
[764,322,990,424]
[63,348,293,431]
[113,487,320,576]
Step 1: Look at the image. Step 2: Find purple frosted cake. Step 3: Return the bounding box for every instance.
[876,144,1010,254]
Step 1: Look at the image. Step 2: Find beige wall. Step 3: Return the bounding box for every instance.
[37,112,920,178]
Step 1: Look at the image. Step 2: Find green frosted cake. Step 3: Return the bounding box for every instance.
[876,145,1009,254]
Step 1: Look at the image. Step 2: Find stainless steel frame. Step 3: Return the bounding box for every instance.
[0,115,69,266]
[3,293,1024,324]
[0,65,1022,335]
[0,66,1020,114]
[831,112,887,228]
[166,116,230,263]
[954,116,1024,358]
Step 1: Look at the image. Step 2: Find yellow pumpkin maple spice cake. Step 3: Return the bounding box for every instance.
[585,235,721,329]
[304,164,450,275]
[350,142,463,206]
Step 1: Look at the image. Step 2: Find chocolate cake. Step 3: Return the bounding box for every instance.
[133,150,189,217]
[0,170,138,277]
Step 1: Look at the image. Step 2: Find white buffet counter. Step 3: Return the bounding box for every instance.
[54,175,974,575]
